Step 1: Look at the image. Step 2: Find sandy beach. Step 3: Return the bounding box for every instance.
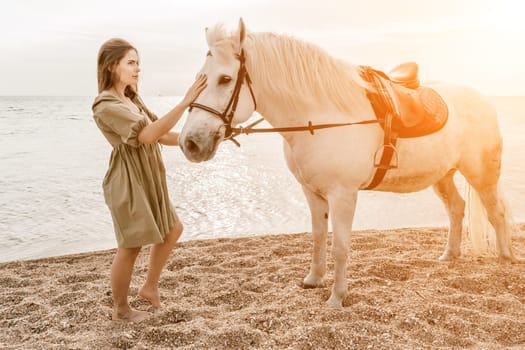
[1,225,525,349]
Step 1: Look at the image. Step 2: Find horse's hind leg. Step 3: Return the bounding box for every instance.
[473,184,517,263]
[462,140,517,263]
[302,187,329,288]
[433,170,465,261]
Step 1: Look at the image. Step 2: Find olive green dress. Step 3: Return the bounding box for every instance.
[92,92,178,248]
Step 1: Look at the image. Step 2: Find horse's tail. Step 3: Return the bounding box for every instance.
[464,183,514,256]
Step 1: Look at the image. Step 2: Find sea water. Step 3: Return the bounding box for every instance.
[0,96,524,262]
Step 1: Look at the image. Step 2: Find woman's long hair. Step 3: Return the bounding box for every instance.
[96,38,158,122]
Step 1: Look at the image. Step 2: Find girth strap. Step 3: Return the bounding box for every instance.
[360,66,400,190]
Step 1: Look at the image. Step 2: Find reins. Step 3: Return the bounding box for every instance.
[229,118,381,144]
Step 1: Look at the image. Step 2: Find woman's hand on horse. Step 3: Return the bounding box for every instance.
[182,74,207,107]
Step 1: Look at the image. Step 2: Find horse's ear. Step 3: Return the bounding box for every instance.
[205,27,212,48]
[237,17,246,51]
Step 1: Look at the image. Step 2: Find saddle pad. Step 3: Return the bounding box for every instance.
[395,86,449,138]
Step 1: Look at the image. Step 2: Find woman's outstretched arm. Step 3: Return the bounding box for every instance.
[138,74,207,144]
[158,131,180,146]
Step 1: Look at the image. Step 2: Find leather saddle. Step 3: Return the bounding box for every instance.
[359,62,449,190]
[361,62,449,138]
[389,61,420,89]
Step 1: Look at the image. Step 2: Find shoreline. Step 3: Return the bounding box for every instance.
[1,225,525,349]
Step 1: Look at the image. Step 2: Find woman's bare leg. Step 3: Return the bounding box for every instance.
[139,221,183,308]
[111,246,150,322]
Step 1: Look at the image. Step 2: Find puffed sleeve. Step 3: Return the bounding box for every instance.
[94,102,147,147]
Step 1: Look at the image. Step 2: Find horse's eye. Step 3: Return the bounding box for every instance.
[219,75,232,85]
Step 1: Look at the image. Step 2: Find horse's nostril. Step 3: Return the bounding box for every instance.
[184,139,200,154]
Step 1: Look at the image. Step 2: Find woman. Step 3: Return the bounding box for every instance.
[92,38,207,322]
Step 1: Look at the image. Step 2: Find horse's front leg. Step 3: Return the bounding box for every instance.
[326,188,358,309]
[302,187,329,288]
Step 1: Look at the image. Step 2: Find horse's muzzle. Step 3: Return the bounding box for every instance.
[179,130,224,163]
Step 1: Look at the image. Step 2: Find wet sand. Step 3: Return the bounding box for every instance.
[1,225,525,349]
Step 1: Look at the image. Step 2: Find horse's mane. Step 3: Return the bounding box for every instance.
[207,25,371,114]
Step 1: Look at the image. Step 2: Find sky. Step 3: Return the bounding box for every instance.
[1,0,524,96]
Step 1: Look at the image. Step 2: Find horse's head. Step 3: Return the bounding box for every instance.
[179,18,256,162]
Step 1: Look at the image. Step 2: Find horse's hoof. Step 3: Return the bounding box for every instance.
[498,255,519,264]
[326,294,344,310]
[302,274,325,289]
[438,251,460,262]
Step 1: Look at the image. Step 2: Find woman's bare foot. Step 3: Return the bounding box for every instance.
[112,308,151,323]
[139,285,161,309]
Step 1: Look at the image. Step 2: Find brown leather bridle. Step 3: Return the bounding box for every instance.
[189,49,257,146]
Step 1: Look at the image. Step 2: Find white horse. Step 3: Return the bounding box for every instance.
[179,19,517,308]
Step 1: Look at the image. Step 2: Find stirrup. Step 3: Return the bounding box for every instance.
[373,143,399,169]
